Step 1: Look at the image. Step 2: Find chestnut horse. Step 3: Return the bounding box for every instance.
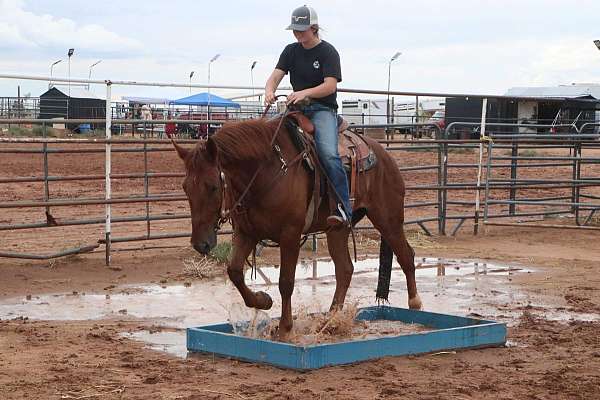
[173,117,421,340]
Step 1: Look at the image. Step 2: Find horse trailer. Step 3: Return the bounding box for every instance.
[341,98,388,128]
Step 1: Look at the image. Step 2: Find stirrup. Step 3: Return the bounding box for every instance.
[326,204,349,228]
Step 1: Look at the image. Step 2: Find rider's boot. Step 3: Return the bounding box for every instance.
[326,203,349,229]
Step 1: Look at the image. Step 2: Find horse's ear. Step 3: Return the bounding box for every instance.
[171,139,189,161]
[205,137,218,164]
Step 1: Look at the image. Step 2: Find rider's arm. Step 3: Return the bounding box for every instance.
[287,77,337,104]
[265,69,286,104]
[303,77,337,99]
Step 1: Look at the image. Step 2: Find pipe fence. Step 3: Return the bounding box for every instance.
[1,74,599,264]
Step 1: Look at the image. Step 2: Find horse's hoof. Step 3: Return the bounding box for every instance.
[255,291,273,310]
[408,295,422,310]
[277,324,293,342]
[278,330,291,343]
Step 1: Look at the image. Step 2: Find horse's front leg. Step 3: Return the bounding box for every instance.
[228,231,272,310]
[326,227,353,311]
[278,231,302,341]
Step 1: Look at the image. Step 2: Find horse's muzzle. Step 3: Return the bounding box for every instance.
[193,242,212,255]
[192,230,217,255]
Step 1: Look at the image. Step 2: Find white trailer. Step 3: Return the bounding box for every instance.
[393,99,445,129]
[393,102,418,126]
[340,98,388,126]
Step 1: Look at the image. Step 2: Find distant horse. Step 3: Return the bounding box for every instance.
[173,116,421,340]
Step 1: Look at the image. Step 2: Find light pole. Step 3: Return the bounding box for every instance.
[594,41,600,135]
[49,59,62,89]
[250,61,257,97]
[251,61,257,116]
[67,48,74,96]
[188,71,195,121]
[207,53,220,124]
[67,48,74,121]
[189,70,195,95]
[386,51,401,128]
[88,60,102,90]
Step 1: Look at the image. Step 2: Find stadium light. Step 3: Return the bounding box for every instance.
[387,51,402,127]
[251,61,257,99]
[208,53,220,90]
[207,54,220,123]
[88,60,102,89]
[67,48,75,97]
[49,59,62,89]
[189,70,195,94]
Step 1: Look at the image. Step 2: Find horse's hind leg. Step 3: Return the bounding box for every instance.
[368,208,422,310]
[326,228,354,311]
[228,231,273,310]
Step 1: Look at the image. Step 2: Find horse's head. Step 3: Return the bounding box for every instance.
[173,138,222,255]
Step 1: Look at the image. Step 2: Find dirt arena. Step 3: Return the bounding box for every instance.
[1,137,599,399]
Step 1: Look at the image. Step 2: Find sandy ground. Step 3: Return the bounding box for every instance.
[1,139,600,399]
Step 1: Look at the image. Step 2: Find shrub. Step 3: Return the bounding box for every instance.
[210,241,233,264]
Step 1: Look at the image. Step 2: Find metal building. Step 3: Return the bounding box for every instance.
[445,85,600,138]
[38,86,106,130]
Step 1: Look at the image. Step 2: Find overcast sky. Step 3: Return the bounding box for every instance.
[1,0,599,101]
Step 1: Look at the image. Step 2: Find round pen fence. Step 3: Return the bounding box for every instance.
[1,74,599,265]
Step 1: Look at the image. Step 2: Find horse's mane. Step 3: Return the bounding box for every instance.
[184,118,282,173]
[211,118,281,163]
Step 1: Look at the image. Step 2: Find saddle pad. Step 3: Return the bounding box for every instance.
[338,130,377,173]
[284,117,377,173]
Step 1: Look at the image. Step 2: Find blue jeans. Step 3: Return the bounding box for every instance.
[301,102,352,220]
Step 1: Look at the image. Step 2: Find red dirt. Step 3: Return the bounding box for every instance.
[1,138,600,399]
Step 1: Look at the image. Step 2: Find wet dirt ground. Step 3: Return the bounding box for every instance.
[1,142,600,398]
[0,257,542,356]
[2,227,600,399]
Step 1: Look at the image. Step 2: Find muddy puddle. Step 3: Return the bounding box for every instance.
[1,257,598,358]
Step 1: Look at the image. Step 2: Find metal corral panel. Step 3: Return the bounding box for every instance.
[187,306,507,370]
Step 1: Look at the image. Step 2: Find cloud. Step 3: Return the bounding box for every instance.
[0,0,599,100]
[0,0,143,56]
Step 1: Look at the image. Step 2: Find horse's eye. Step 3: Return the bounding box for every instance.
[206,183,218,194]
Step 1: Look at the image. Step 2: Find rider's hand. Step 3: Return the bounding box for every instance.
[265,91,277,105]
[286,90,310,105]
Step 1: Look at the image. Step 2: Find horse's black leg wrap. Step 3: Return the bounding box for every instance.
[376,238,393,303]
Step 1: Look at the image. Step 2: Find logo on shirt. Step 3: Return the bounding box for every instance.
[313,60,320,69]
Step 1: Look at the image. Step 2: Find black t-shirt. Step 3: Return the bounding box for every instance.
[276,40,342,110]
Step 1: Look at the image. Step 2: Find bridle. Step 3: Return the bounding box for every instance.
[215,170,229,231]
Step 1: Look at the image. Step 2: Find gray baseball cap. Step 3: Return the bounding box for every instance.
[286,5,318,31]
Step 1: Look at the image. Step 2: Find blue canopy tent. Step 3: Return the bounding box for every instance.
[169,93,241,137]
[170,92,241,108]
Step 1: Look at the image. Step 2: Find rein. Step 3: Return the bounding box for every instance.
[216,97,292,230]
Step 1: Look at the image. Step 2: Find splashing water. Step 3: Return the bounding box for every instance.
[228,303,271,337]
